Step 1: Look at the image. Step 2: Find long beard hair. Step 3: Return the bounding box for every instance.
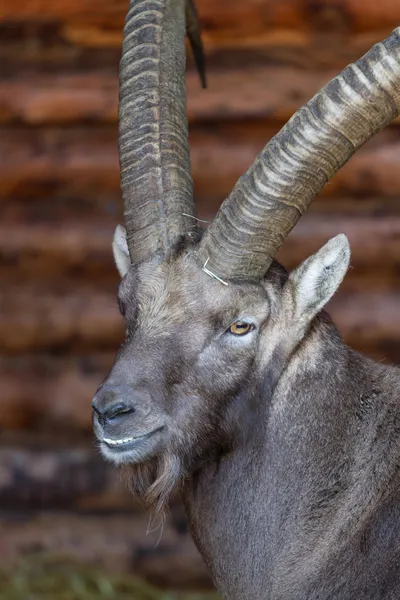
[122,452,183,515]
[120,398,233,515]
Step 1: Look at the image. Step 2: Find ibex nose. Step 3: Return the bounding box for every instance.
[92,386,135,424]
[93,401,133,421]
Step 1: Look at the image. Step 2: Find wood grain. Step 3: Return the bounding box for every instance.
[0,435,133,510]
[2,0,399,35]
[4,68,400,126]
[0,354,113,430]
[2,125,400,202]
[1,24,395,75]
[0,284,123,352]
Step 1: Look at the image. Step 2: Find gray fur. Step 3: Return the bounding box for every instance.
[93,233,400,599]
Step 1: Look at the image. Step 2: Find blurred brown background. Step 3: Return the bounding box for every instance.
[1,0,400,596]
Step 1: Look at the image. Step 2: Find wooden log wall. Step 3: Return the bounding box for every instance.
[1,0,400,590]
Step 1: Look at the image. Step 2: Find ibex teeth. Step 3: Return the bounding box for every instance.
[103,437,135,446]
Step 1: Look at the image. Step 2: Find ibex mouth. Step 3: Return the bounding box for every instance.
[101,427,164,454]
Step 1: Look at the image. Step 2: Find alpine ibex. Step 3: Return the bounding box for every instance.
[92,1,400,597]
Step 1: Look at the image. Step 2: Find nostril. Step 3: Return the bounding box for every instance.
[92,403,102,417]
[92,389,135,423]
[103,402,134,421]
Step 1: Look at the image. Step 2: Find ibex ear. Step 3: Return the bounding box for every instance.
[288,234,350,323]
[112,225,131,277]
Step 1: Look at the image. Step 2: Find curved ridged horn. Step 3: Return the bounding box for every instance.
[119,0,203,264]
[199,28,400,280]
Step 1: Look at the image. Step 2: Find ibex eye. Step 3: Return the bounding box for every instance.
[229,321,253,336]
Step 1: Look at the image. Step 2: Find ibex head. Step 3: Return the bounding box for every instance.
[92,0,400,511]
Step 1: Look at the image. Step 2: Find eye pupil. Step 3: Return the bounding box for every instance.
[230,321,252,335]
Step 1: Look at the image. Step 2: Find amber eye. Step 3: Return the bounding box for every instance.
[229,321,253,336]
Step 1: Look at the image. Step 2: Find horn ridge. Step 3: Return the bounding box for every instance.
[119,0,197,264]
[199,28,400,280]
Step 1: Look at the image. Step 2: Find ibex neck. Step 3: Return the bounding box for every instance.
[183,314,400,600]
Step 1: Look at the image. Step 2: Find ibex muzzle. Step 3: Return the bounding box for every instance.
[92,1,400,597]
